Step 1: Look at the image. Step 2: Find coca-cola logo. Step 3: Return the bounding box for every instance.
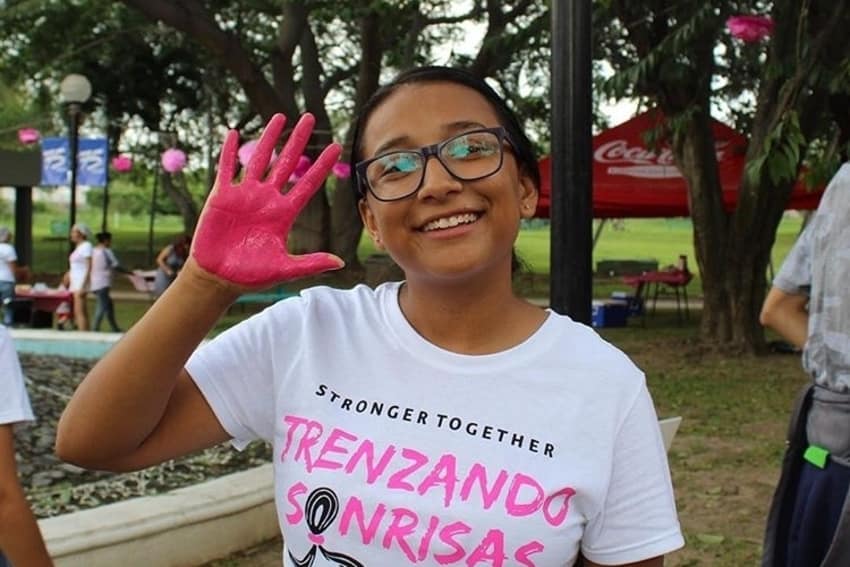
[594,139,730,165]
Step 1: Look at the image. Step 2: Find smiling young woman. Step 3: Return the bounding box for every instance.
[56,66,683,566]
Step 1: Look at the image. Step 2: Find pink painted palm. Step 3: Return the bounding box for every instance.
[192,113,343,289]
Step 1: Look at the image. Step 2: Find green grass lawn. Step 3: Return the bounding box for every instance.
[11,209,807,332]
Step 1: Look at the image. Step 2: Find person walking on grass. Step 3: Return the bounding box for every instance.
[56,66,682,566]
[91,232,123,333]
[760,162,850,566]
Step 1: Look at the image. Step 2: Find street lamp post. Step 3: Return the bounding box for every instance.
[59,74,92,244]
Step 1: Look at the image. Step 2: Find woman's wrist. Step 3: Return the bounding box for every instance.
[174,259,242,307]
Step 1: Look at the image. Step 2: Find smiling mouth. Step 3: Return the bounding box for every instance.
[420,212,481,232]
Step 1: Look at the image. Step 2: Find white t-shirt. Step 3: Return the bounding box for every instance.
[0,327,35,427]
[0,242,17,283]
[187,283,683,566]
[68,241,93,291]
[91,246,119,291]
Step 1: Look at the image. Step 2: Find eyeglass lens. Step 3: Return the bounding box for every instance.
[365,130,504,200]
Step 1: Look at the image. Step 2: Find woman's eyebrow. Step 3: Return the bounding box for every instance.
[371,121,491,156]
[373,135,412,157]
[445,120,488,132]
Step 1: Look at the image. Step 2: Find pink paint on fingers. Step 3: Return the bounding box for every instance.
[268,113,316,188]
[192,113,343,289]
[286,143,343,213]
[216,129,240,186]
[244,114,287,181]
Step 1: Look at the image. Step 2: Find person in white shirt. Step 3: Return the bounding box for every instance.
[0,327,53,566]
[91,232,123,333]
[67,223,93,331]
[57,67,683,566]
[0,228,18,327]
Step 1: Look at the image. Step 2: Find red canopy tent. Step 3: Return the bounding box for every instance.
[535,110,823,218]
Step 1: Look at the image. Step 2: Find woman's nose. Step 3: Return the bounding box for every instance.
[417,156,462,200]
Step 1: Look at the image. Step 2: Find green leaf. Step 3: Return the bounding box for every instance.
[696,533,726,545]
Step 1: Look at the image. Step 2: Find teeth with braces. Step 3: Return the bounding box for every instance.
[422,213,479,231]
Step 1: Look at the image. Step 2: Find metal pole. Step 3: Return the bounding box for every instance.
[549,0,593,323]
[147,172,159,266]
[68,103,80,253]
[101,185,109,233]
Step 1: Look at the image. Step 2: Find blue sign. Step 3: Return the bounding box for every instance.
[39,137,108,187]
[77,138,108,187]
[41,137,69,186]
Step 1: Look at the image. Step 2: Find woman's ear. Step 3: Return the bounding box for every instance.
[358,198,385,250]
[517,171,539,220]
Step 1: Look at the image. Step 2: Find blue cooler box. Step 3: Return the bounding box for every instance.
[611,291,644,316]
[591,300,630,328]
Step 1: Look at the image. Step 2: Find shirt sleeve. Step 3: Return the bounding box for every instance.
[0,329,35,426]
[105,249,120,268]
[581,383,684,564]
[773,222,814,296]
[186,298,303,449]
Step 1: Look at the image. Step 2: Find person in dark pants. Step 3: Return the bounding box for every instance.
[760,163,850,567]
[91,232,124,332]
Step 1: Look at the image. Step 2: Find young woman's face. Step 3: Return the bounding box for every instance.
[358,81,537,283]
[70,228,83,243]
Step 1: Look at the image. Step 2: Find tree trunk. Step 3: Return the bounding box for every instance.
[670,110,733,341]
[329,9,384,269]
[287,16,332,254]
[160,172,199,234]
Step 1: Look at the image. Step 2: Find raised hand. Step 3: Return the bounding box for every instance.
[192,113,343,290]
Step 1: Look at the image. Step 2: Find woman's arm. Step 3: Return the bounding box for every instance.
[56,112,342,472]
[0,425,53,566]
[82,255,92,290]
[156,245,174,275]
[760,286,808,348]
[56,262,238,470]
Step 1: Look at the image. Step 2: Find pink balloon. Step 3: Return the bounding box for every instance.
[161,148,187,173]
[238,139,278,167]
[726,15,774,42]
[331,161,351,179]
[111,154,133,173]
[288,155,312,182]
[18,128,40,144]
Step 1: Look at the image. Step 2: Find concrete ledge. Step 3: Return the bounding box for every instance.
[40,464,278,567]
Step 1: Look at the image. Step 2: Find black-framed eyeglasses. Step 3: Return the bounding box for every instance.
[355,127,513,202]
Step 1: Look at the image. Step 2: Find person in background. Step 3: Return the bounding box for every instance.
[0,326,53,566]
[153,234,191,298]
[760,163,850,566]
[56,67,682,565]
[0,228,18,327]
[91,232,124,333]
[68,223,93,331]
